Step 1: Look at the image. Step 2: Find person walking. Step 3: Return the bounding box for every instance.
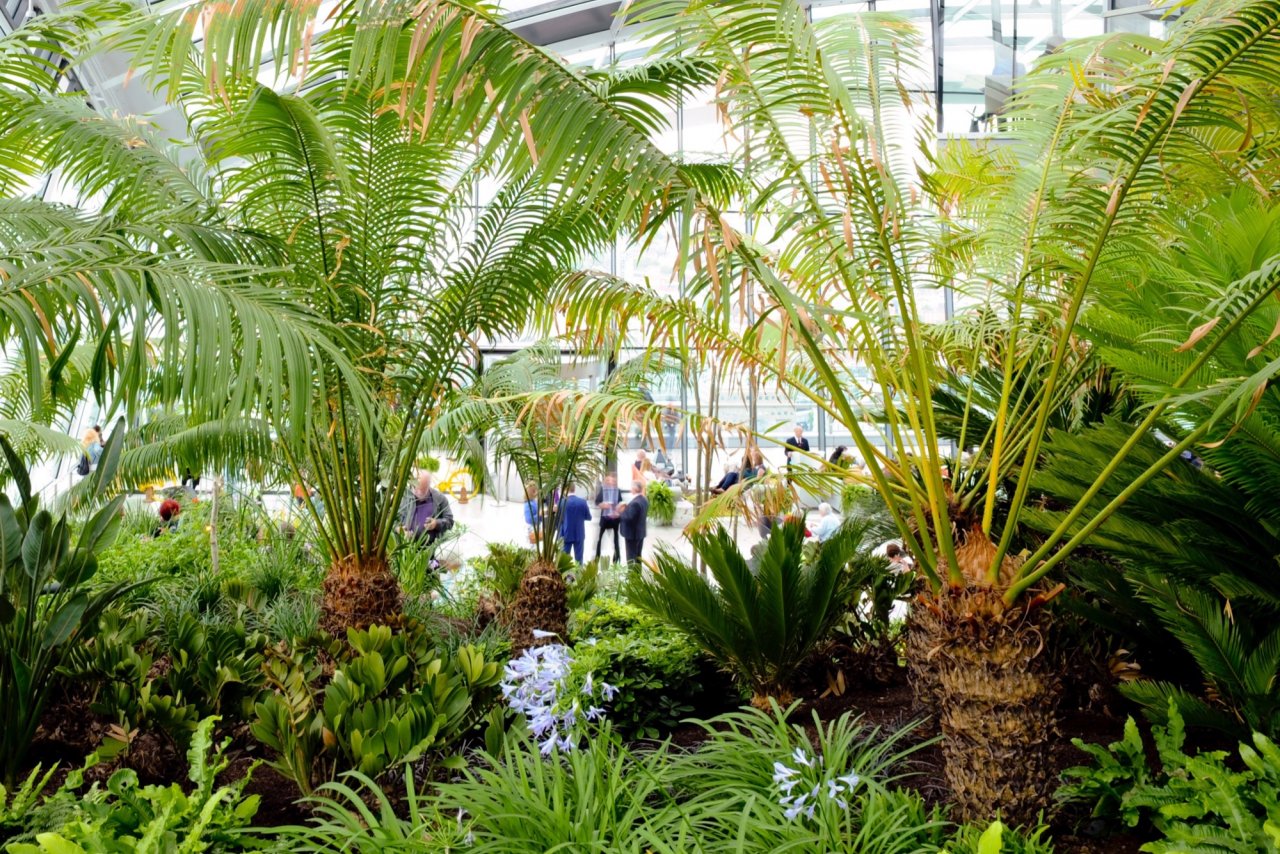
[593,473,623,560]
[619,478,649,569]
[399,472,455,545]
[558,485,592,564]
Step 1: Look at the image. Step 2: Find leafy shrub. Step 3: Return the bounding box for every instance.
[250,621,503,795]
[1116,575,1280,739]
[469,542,537,606]
[97,499,258,587]
[645,480,676,526]
[0,435,144,787]
[944,820,1056,853]
[568,599,718,737]
[824,550,914,687]
[431,704,950,853]
[1060,700,1280,851]
[63,606,270,747]
[5,717,262,853]
[627,518,866,706]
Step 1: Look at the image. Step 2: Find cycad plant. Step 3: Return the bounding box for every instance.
[437,344,620,650]
[1027,193,1280,739]
[0,7,347,471]
[11,1,730,633]
[627,517,867,707]
[556,0,1280,822]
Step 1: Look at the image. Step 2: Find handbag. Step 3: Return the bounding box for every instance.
[75,454,90,476]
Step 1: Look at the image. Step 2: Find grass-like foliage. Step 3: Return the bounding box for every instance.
[626,517,868,705]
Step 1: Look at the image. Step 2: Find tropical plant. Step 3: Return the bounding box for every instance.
[552,0,1280,822]
[77,0,736,637]
[645,479,676,526]
[627,517,868,706]
[659,704,947,853]
[4,717,264,854]
[1060,701,1280,852]
[250,622,502,795]
[434,724,696,852]
[1027,195,1280,739]
[438,345,618,653]
[0,10,349,474]
[0,428,147,787]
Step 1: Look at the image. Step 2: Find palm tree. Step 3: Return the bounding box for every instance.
[552,0,1280,822]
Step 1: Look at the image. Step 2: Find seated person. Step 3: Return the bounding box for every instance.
[631,449,654,486]
[811,502,842,542]
[709,463,740,496]
[153,499,181,537]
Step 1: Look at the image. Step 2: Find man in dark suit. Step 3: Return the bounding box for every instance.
[558,486,593,564]
[784,425,811,464]
[593,473,623,560]
[619,479,649,569]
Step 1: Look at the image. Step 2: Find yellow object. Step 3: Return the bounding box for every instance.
[437,469,473,498]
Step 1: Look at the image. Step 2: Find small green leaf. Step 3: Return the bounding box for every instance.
[977,820,1004,854]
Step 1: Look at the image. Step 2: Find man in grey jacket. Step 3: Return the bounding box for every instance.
[399,472,455,544]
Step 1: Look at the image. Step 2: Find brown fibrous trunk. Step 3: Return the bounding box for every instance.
[320,555,403,637]
[505,559,568,658]
[907,584,1059,827]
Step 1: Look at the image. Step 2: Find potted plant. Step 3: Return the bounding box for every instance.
[646,480,676,527]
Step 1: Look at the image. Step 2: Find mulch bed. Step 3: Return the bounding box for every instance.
[26,668,1164,850]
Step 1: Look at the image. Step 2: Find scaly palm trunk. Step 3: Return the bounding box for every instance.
[906,527,1060,826]
[321,555,403,636]
[506,559,568,657]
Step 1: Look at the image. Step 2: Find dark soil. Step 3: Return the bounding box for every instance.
[23,663,1163,850]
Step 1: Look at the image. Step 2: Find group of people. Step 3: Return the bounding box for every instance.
[520,474,650,568]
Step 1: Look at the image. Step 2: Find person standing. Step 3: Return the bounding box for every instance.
[619,478,649,569]
[76,425,103,476]
[593,473,623,560]
[784,425,810,465]
[522,483,543,544]
[558,485,592,564]
[399,472,455,545]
